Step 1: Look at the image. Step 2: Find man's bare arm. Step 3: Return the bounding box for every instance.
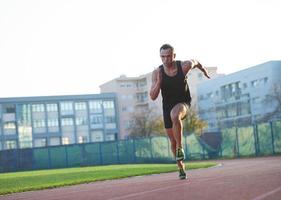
[150,69,162,100]
[182,59,210,78]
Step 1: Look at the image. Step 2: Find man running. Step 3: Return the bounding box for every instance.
[150,44,210,179]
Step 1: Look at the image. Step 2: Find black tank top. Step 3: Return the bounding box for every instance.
[160,60,191,108]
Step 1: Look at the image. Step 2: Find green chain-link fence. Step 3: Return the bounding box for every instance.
[0,120,281,173]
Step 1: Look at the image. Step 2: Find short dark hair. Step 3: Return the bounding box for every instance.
[160,44,174,52]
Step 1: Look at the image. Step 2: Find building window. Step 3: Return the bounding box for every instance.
[75,117,88,126]
[62,137,69,145]
[105,116,116,123]
[136,92,148,102]
[75,102,87,110]
[46,103,58,112]
[136,79,147,88]
[90,115,103,125]
[4,105,16,113]
[220,82,241,100]
[34,138,47,147]
[32,104,45,112]
[89,100,102,113]
[91,130,103,142]
[103,100,114,109]
[50,137,60,146]
[78,136,87,144]
[47,119,59,127]
[33,119,46,128]
[120,83,126,88]
[227,104,237,117]
[4,122,16,130]
[5,140,17,149]
[106,134,115,141]
[241,101,251,115]
[251,80,258,87]
[60,101,73,111]
[61,118,74,126]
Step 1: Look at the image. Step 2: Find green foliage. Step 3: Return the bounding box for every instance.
[237,126,255,156]
[221,128,236,157]
[186,134,202,154]
[273,121,281,153]
[183,106,208,136]
[261,82,281,122]
[258,123,273,155]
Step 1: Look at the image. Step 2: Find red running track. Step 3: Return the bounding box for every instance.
[1,156,281,200]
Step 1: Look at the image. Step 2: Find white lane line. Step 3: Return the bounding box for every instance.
[252,186,281,200]
[107,182,189,200]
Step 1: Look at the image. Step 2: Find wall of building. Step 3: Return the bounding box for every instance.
[101,74,158,139]
[197,61,281,130]
[0,93,119,150]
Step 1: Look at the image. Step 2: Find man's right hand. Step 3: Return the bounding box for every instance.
[150,68,162,101]
[156,68,162,86]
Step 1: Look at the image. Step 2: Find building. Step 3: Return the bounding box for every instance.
[100,66,221,139]
[197,61,281,131]
[0,93,119,150]
[100,73,157,139]
[186,67,223,108]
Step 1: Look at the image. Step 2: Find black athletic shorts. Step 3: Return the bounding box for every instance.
[163,102,190,129]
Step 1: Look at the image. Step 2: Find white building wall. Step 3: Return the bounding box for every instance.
[197,61,281,130]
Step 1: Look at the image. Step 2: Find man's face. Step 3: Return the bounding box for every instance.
[160,48,175,66]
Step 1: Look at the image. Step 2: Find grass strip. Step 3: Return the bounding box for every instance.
[0,162,216,195]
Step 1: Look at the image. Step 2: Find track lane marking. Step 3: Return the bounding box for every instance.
[252,186,281,200]
[107,182,189,200]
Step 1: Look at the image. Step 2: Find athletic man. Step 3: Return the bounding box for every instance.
[150,44,210,179]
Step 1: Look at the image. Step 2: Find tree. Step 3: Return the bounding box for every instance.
[128,108,166,138]
[183,105,208,137]
[261,81,281,122]
[128,105,208,138]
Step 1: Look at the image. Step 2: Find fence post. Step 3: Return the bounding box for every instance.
[219,145,223,157]
[235,127,240,157]
[80,144,87,166]
[65,146,69,168]
[270,121,276,154]
[16,149,20,172]
[48,147,52,169]
[253,124,260,156]
[256,124,260,155]
[116,141,120,164]
[150,137,153,160]
[184,135,188,160]
[132,139,136,163]
[202,145,205,159]
[253,124,257,156]
[167,136,171,159]
[99,142,103,165]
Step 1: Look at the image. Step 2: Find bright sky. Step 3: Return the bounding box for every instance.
[0,0,280,98]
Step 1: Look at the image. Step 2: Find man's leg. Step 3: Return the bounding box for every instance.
[170,103,188,152]
[166,128,185,170]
